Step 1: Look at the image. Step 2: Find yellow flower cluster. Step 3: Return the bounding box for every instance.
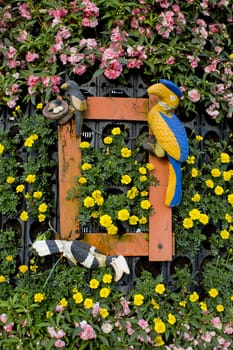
[24,134,39,147]
[183,209,209,229]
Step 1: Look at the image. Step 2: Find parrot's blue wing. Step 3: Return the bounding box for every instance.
[160,112,189,162]
[166,156,182,207]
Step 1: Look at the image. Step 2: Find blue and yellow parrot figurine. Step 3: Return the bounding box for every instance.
[145,79,189,207]
[60,80,87,136]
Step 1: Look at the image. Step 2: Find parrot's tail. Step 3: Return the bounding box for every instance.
[166,157,182,207]
[32,240,76,265]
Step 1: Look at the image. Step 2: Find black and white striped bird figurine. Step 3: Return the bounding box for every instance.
[60,80,87,136]
[32,239,130,282]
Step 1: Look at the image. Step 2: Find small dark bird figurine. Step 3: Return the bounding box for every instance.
[145,79,189,207]
[60,80,87,136]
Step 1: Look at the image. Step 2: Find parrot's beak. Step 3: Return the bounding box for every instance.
[60,82,68,90]
[147,83,165,97]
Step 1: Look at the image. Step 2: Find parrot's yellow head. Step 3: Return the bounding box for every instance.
[147,79,182,110]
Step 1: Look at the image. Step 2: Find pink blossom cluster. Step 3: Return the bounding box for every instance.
[76,320,97,340]
[156,5,186,38]
[47,326,66,348]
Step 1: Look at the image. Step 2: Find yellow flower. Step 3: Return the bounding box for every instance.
[107,224,118,235]
[191,168,199,177]
[46,311,53,318]
[139,217,147,224]
[139,166,147,174]
[15,105,21,111]
[38,203,48,212]
[229,53,233,59]
[78,176,87,185]
[133,293,144,306]
[73,292,83,304]
[0,275,6,283]
[199,214,209,225]
[129,215,139,225]
[127,187,139,199]
[30,264,38,272]
[24,136,34,147]
[81,163,92,171]
[168,313,176,325]
[189,291,199,302]
[151,298,160,310]
[196,135,203,141]
[183,217,194,229]
[100,308,109,318]
[227,194,233,205]
[111,127,121,135]
[187,155,195,164]
[34,293,45,303]
[38,214,46,222]
[211,168,221,177]
[100,214,112,228]
[223,171,232,181]
[60,297,68,307]
[179,301,187,307]
[100,287,111,298]
[121,147,132,158]
[121,174,132,184]
[155,283,166,295]
[118,209,130,221]
[220,152,230,163]
[153,318,166,334]
[6,176,15,184]
[209,288,219,298]
[91,211,99,218]
[33,191,42,199]
[36,102,43,109]
[205,179,214,188]
[216,304,224,312]
[102,274,112,284]
[141,191,148,197]
[191,193,201,202]
[189,208,201,220]
[26,174,36,183]
[84,196,95,208]
[0,143,5,154]
[84,298,94,309]
[16,184,25,193]
[20,211,29,221]
[139,175,147,182]
[80,141,90,148]
[225,213,232,223]
[5,255,13,262]
[140,199,151,210]
[214,185,224,195]
[18,265,28,273]
[154,336,165,347]
[200,302,208,311]
[25,192,31,199]
[89,278,99,289]
[146,163,154,171]
[220,230,230,240]
[103,136,112,144]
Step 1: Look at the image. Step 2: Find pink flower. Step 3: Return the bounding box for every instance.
[25,52,39,62]
[73,65,87,75]
[120,297,130,315]
[79,321,96,340]
[224,323,233,335]
[188,89,201,102]
[54,340,66,348]
[166,56,175,65]
[126,321,135,335]
[6,46,17,59]
[0,313,8,323]
[16,30,28,42]
[138,319,150,332]
[104,60,123,79]
[19,3,32,20]
[4,322,14,333]
[27,75,41,87]
[211,317,222,330]
[55,304,64,312]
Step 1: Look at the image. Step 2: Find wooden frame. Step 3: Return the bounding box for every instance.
[58,96,173,261]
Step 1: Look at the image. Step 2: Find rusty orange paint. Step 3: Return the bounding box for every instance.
[58,96,173,260]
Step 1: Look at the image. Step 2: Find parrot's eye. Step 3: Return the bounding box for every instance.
[170,95,175,101]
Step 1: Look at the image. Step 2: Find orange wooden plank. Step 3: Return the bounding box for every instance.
[149,157,173,261]
[58,121,81,240]
[84,97,148,121]
[83,233,149,256]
